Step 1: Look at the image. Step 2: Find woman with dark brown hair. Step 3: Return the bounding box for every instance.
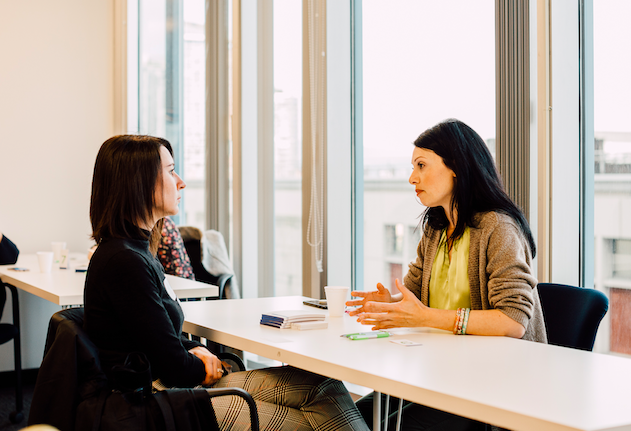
[349,119,546,430]
[84,134,368,431]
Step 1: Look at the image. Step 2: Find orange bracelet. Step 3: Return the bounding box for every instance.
[453,308,464,334]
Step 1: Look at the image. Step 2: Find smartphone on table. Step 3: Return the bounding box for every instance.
[303,299,328,309]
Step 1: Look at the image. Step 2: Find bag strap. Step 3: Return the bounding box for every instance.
[91,389,110,431]
[154,392,177,431]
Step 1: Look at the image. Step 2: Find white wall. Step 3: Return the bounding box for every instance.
[0,0,115,370]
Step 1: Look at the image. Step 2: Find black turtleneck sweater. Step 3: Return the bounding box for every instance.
[84,233,207,388]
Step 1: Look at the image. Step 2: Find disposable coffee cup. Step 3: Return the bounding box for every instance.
[51,241,67,264]
[37,251,54,273]
[324,286,350,317]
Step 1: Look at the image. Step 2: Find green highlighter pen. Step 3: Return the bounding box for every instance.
[346,331,391,341]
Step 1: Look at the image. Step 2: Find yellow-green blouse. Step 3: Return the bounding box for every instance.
[428,226,471,310]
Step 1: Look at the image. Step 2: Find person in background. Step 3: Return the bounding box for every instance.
[348,119,547,430]
[84,135,369,431]
[0,231,19,265]
[157,217,195,280]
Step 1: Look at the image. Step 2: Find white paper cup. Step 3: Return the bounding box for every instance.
[324,286,350,317]
[37,251,54,273]
[51,241,67,263]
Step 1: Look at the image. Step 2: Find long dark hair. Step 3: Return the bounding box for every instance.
[415,119,536,258]
[90,135,172,248]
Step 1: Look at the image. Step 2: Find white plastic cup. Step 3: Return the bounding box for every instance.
[324,286,350,317]
[37,251,54,273]
[51,241,67,264]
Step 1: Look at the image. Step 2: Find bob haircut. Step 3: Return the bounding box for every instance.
[414,119,536,258]
[90,135,173,246]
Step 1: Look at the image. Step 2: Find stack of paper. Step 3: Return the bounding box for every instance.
[260,310,326,329]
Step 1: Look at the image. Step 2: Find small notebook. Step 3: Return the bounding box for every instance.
[260,310,326,329]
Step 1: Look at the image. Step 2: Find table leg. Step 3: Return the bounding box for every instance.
[373,391,381,431]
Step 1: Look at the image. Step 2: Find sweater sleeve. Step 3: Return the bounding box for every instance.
[404,230,429,300]
[485,219,538,329]
[0,235,19,265]
[181,335,205,352]
[103,250,207,387]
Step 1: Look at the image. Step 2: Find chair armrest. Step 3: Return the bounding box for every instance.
[205,387,259,431]
[217,352,246,372]
[214,273,233,300]
[3,283,20,330]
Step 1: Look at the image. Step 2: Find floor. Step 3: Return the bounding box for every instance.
[0,381,33,431]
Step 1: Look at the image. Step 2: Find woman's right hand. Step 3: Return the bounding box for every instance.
[189,346,224,386]
[346,283,393,316]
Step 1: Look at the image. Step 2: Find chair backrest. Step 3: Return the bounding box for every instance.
[43,307,86,356]
[29,308,106,430]
[537,283,609,351]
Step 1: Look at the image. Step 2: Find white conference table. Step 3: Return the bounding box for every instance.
[181,295,631,431]
[0,254,218,306]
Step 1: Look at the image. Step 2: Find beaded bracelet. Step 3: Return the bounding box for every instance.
[461,308,470,335]
[454,308,471,335]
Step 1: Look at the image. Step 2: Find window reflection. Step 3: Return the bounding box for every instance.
[593,0,631,355]
[362,0,495,293]
[136,0,206,229]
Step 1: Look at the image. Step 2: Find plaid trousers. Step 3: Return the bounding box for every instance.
[209,366,369,431]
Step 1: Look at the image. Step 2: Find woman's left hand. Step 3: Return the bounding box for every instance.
[356,279,428,330]
[189,346,224,386]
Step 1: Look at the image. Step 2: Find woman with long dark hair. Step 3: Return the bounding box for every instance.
[348,119,546,430]
[84,135,369,431]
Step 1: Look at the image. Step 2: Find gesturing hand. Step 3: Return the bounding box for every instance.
[189,346,224,386]
[355,279,427,330]
[346,282,393,316]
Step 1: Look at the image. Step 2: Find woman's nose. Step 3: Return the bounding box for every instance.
[177,173,186,189]
[409,170,418,185]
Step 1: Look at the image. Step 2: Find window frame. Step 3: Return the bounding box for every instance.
[221,0,595,299]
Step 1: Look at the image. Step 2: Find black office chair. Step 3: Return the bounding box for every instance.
[537,283,609,351]
[29,308,258,431]
[0,282,23,423]
[178,226,236,300]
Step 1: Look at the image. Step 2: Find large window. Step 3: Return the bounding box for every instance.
[360,0,495,292]
[273,0,302,296]
[132,0,206,229]
[593,0,631,355]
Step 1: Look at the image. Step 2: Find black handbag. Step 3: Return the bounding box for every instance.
[76,352,219,431]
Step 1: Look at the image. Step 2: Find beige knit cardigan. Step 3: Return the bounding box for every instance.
[403,211,547,343]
